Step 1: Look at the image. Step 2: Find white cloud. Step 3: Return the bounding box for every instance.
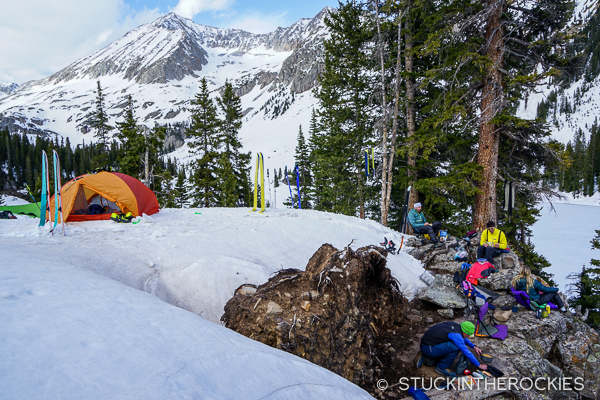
[0,0,161,84]
[171,0,234,19]
[227,12,288,34]
[95,30,114,46]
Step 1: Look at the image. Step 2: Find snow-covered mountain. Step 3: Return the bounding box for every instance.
[519,0,599,144]
[0,82,18,96]
[0,9,330,169]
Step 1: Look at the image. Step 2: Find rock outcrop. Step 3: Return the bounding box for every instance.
[407,232,600,400]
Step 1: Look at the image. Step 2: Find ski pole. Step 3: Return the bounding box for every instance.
[25,184,41,210]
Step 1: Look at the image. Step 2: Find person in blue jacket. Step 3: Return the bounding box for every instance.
[407,202,442,246]
[415,321,487,378]
[511,265,567,312]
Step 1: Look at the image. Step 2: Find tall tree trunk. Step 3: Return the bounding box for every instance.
[473,0,505,230]
[374,0,390,227]
[383,13,404,223]
[405,15,419,210]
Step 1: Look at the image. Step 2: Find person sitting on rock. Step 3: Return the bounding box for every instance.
[477,221,507,264]
[511,265,567,312]
[415,321,487,378]
[408,202,442,246]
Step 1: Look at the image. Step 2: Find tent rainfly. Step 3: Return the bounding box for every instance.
[48,172,159,221]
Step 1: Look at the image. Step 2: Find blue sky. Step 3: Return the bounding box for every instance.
[132,0,338,29]
[0,0,339,84]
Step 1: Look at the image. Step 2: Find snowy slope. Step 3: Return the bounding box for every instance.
[531,202,600,290]
[0,208,423,398]
[0,208,424,323]
[518,0,599,144]
[0,239,374,399]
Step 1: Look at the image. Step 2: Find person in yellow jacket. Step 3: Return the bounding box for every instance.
[477,221,507,264]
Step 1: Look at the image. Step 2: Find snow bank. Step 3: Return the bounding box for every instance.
[0,207,427,398]
[0,208,424,323]
[0,243,374,399]
[0,195,29,206]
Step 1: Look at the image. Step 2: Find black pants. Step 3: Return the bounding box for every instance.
[537,292,564,309]
[477,246,502,264]
[416,222,442,241]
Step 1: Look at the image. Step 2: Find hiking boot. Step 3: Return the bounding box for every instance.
[560,307,567,313]
[414,351,425,370]
[435,366,457,378]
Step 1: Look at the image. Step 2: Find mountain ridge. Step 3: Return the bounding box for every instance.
[0,8,330,170]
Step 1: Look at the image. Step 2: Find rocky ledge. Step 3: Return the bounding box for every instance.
[221,235,599,400]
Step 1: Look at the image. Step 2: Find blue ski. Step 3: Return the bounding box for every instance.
[38,151,48,226]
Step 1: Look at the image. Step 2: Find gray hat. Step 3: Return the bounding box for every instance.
[414,202,422,208]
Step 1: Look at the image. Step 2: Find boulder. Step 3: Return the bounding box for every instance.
[430,261,462,274]
[479,268,518,291]
[492,251,519,270]
[493,308,513,322]
[418,274,466,309]
[407,243,435,261]
[437,308,454,319]
[549,321,600,399]
[403,237,421,248]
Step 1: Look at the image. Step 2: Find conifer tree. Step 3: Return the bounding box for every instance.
[568,229,600,327]
[217,81,252,207]
[142,125,166,189]
[312,1,378,218]
[173,168,189,208]
[115,95,143,178]
[294,124,312,208]
[423,0,578,229]
[86,81,113,168]
[188,78,221,207]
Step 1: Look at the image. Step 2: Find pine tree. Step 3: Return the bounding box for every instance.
[188,78,221,207]
[568,229,600,327]
[273,168,279,188]
[173,168,189,208]
[85,81,113,169]
[294,125,312,208]
[422,0,578,229]
[142,125,166,189]
[217,81,252,207]
[312,1,378,218]
[115,95,143,178]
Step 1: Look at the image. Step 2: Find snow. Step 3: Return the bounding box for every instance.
[531,202,600,291]
[0,195,30,206]
[548,191,600,207]
[0,207,425,399]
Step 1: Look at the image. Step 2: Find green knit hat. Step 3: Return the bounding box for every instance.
[460,321,475,336]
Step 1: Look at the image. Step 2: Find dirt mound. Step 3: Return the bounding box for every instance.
[221,243,414,391]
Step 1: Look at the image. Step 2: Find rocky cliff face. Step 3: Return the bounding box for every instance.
[0,83,18,96]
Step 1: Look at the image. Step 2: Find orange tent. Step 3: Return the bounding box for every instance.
[48,172,159,222]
